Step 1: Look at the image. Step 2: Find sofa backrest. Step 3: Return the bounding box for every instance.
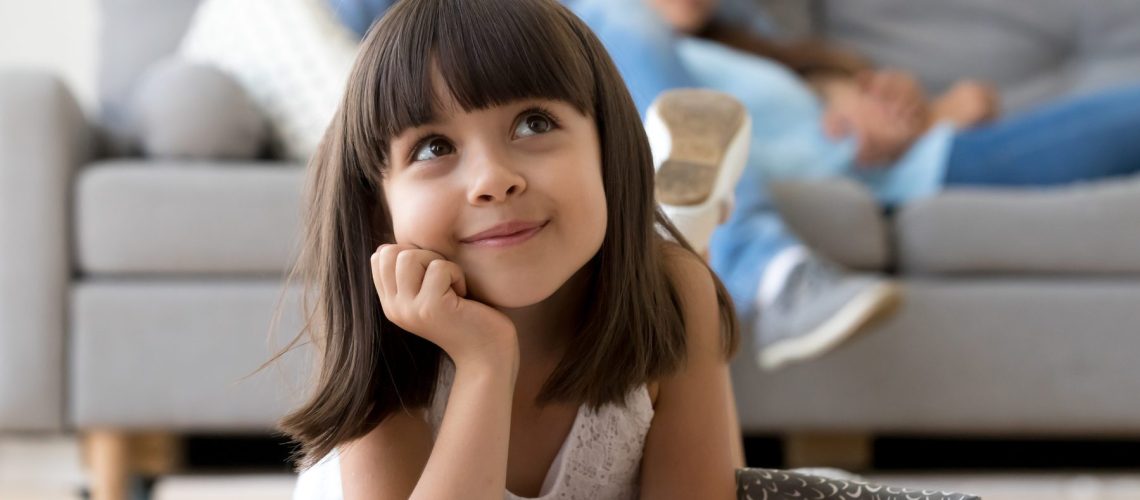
[813,0,1140,113]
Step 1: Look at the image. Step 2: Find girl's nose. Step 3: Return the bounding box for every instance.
[466,155,527,205]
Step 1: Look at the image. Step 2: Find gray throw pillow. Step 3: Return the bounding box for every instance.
[737,468,981,500]
[129,58,268,160]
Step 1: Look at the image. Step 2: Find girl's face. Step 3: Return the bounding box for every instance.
[382,73,607,309]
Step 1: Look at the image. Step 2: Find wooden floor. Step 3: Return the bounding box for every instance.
[6,434,1140,500]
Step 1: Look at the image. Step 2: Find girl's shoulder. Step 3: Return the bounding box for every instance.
[659,240,732,360]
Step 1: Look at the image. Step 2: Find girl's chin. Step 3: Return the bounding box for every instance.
[470,285,557,310]
[464,273,565,310]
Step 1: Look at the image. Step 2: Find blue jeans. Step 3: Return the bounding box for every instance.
[946,84,1140,187]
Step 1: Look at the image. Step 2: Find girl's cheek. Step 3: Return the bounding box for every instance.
[390,190,456,247]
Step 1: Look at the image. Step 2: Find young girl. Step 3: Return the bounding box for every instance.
[278,0,744,498]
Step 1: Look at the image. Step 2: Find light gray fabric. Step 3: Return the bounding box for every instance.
[1069,0,1140,95]
[769,178,891,271]
[75,160,304,275]
[98,0,204,155]
[0,70,93,431]
[129,58,268,159]
[732,278,1140,434]
[896,174,1140,275]
[71,281,313,430]
[817,0,1140,113]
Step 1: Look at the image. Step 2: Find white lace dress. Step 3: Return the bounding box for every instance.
[293,360,655,500]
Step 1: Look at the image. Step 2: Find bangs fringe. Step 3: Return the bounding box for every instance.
[352,0,597,168]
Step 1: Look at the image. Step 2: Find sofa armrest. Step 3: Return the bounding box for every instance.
[0,69,93,431]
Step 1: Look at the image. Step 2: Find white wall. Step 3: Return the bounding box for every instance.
[0,0,99,112]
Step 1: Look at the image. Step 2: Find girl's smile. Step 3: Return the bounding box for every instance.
[460,219,550,248]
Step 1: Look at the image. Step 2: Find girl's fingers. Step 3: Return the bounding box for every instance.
[370,249,385,297]
[394,249,436,298]
[419,259,468,302]
[375,244,405,297]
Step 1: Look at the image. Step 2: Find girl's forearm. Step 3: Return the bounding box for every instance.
[409,356,518,500]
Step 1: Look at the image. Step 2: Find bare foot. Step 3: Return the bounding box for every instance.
[930,80,1000,129]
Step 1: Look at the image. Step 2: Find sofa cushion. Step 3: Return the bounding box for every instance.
[895,173,1140,274]
[129,58,268,160]
[768,178,891,271]
[75,160,304,275]
[732,279,1140,434]
[99,0,204,155]
[179,0,359,162]
[71,280,312,429]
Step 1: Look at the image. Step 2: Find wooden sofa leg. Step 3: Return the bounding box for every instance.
[129,431,183,476]
[784,433,873,471]
[83,430,183,500]
[85,430,130,500]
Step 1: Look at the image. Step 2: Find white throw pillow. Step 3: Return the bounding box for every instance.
[179,0,360,162]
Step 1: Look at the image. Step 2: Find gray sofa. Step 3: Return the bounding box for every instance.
[1,0,1138,497]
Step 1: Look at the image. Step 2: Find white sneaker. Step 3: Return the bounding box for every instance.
[756,247,902,371]
[646,88,751,253]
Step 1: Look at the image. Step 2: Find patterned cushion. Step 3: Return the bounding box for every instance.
[736,468,981,500]
[178,0,359,162]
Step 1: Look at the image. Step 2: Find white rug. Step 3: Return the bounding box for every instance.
[153,475,296,500]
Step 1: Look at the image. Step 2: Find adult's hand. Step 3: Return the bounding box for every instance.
[821,80,925,167]
[856,69,930,126]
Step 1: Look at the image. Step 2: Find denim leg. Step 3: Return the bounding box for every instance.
[946,84,1140,187]
[709,165,800,317]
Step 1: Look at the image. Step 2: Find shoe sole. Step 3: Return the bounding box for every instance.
[757,280,903,371]
[646,89,750,250]
[650,89,748,205]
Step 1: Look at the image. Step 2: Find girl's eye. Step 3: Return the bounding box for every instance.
[412,137,454,162]
[514,111,556,138]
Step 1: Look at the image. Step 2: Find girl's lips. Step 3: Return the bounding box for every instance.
[462,220,548,248]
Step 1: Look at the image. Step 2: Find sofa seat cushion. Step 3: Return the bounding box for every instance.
[71,280,311,429]
[76,160,305,275]
[896,173,1140,274]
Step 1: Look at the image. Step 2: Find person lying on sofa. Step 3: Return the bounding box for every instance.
[574,0,1140,372]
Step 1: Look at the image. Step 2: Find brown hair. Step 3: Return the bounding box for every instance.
[269,0,739,470]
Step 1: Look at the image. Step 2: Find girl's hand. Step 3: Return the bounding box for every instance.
[371,244,518,367]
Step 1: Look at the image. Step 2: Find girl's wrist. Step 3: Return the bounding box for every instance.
[448,332,520,382]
